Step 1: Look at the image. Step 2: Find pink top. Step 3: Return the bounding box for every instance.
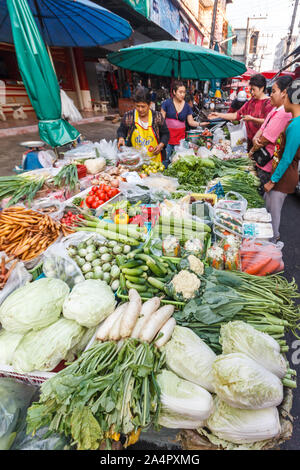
[256,106,292,171]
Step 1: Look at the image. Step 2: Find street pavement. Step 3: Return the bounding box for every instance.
[0,121,300,450]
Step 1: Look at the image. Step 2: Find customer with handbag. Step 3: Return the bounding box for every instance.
[249,76,293,195]
[264,79,300,243]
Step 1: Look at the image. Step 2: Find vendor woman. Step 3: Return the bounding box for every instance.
[117,87,169,163]
[161,80,204,164]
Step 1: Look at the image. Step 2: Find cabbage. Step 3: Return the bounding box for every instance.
[0,278,69,334]
[157,370,213,429]
[62,279,116,328]
[220,321,287,378]
[162,326,216,393]
[12,318,85,373]
[204,397,281,445]
[212,353,283,409]
[0,330,23,365]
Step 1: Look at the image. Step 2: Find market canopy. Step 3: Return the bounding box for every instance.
[232,68,257,81]
[261,70,296,80]
[107,41,247,80]
[7,0,80,147]
[0,0,132,47]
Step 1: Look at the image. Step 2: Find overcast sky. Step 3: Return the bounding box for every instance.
[226,0,300,38]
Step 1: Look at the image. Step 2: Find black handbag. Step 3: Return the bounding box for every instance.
[252,147,272,167]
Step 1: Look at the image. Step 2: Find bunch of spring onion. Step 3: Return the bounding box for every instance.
[53,164,79,191]
[0,174,45,206]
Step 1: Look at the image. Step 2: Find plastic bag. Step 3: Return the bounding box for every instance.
[221,235,242,271]
[213,128,226,145]
[197,146,212,159]
[142,173,179,193]
[240,239,284,275]
[31,198,65,221]
[171,141,195,163]
[118,146,145,169]
[0,253,32,307]
[206,244,225,270]
[95,139,118,165]
[60,88,83,122]
[0,377,37,450]
[215,192,248,216]
[42,243,84,289]
[63,142,96,161]
[214,209,244,238]
[226,121,248,151]
[243,208,272,223]
[12,425,70,450]
[242,222,274,240]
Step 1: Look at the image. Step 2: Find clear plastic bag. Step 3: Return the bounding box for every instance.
[215,192,248,216]
[12,425,70,450]
[0,377,37,450]
[31,197,65,221]
[206,244,225,270]
[95,139,118,165]
[0,253,32,307]
[171,141,195,164]
[142,173,179,193]
[214,208,244,238]
[243,208,272,223]
[221,235,242,271]
[226,121,248,151]
[213,128,226,145]
[240,239,284,275]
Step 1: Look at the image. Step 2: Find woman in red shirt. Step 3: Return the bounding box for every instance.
[208,74,273,150]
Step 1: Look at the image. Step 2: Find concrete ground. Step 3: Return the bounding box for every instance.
[0,120,120,176]
[0,122,300,450]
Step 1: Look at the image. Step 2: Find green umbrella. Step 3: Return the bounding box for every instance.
[108,40,246,80]
[7,0,80,147]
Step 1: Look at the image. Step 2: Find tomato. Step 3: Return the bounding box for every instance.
[111,188,119,196]
[92,186,98,193]
[86,196,94,207]
[107,190,114,199]
[80,200,84,208]
[98,199,104,205]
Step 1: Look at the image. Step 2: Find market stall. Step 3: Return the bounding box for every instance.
[0,122,298,451]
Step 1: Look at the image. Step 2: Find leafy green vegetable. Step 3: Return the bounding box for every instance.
[26,339,165,450]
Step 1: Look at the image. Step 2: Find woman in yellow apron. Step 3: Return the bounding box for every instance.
[117,87,170,165]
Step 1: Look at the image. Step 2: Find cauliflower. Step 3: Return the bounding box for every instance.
[169,270,201,301]
[184,238,204,255]
[187,255,204,276]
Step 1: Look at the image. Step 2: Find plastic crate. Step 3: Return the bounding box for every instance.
[28,261,44,281]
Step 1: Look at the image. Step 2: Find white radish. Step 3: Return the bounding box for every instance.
[109,303,128,341]
[131,297,161,339]
[139,304,175,343]
[96,303,128,342]
[154,318,176,348]
[119,289,142,338]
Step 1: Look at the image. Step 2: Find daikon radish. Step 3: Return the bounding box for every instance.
[131,297,161,339]
[139,304,175,343]
[154,318,176,348]
[119,289,142,338]
[109,303,128,341]
[96,303,128,342]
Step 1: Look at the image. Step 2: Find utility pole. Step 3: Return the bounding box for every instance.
[209,0,219,49]
[244,16,267,67]
[286,0,299,58]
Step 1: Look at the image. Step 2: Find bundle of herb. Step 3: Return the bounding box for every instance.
[53,164,79,191]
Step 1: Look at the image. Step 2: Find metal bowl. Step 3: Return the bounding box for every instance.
[19,141,45,149]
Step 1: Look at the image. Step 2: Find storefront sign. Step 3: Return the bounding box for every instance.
[189,25,204,46]
[150,0,180,38]
[123,0,149,18]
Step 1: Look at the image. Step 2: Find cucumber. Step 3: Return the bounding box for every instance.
[119,259,144,269]
[124,275,146,285]
[125,280,147,292]
[122,267,145,276]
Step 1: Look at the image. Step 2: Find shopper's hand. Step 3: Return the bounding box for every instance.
[264,181,275,193]
[152,143,164,155]
[117,138,125,150]
[242,115,254,122]
[208,112,219,120]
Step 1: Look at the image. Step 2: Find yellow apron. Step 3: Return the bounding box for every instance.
[131,109,162,163]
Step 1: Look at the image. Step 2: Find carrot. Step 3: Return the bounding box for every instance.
[241,251,259,271]
[245,257,272,275]
[256,259,282,276]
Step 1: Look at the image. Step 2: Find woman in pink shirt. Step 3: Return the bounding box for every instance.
[249,76,293,194]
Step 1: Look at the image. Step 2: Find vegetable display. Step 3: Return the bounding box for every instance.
[0,174,45,207]
[0,207,72,261]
